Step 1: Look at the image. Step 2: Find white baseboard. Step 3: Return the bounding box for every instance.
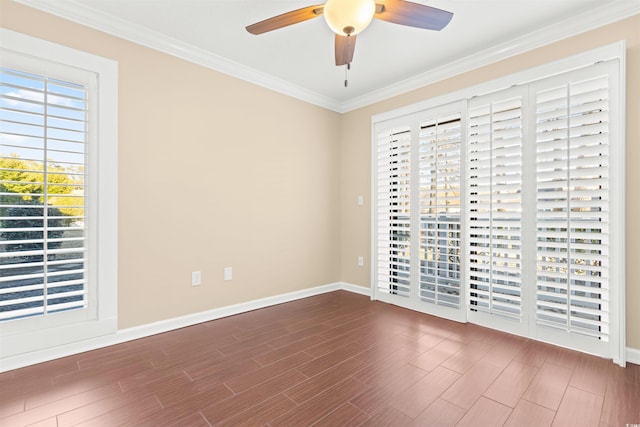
[3,281,637,371]
[627,346,640,365]
[340,282,371,296]
[1,282,351,372]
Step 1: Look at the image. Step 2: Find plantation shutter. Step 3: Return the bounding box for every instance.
[535,66,611,342]
[373,46,623,363]
[0,67,87,321]
[419,113,462,309]
[468,89,524,323]
[376,125,412,297]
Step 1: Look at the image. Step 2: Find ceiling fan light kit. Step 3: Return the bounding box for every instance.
[323,0,376,36]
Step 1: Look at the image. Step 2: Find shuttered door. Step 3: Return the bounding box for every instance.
[419,113,462,309]
[468,88,524,331]
[0,68,87,322]
[534,64,612,349]
[376,125,412,298]
[373,50,623,362]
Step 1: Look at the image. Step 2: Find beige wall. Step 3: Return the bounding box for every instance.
[1,0,342,329]
[340,16,640,349]
[2,1,638,350]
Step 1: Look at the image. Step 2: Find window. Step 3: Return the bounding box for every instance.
[0,29,117,363]
[373,43,625,364]
[1,68,89,321]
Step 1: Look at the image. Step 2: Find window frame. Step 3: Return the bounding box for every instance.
[0,28,118,363]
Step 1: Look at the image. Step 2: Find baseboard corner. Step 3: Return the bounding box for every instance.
[339,282,372,296]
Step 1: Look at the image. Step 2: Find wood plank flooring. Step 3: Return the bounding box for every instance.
[1,290,638,426]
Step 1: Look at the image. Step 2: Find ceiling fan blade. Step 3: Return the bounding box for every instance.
[374,0,453,31]
[246,5,324,35]
[335,34,357,66]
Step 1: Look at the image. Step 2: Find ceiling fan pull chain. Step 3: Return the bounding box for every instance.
[344,63,350,88]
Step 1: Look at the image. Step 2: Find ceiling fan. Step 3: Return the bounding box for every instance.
[246,0,453,68]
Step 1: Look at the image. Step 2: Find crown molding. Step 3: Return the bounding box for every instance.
[12,0,343,112]
[340,0,640,112]
[13,0,640,114]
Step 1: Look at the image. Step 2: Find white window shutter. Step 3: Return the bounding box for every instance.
[0,68,87,321]
[468,90,524,322]
[535,71,611,341]
[376,125,412,297]
[419,113,462,308]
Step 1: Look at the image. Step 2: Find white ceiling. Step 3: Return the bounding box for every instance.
[15,0,640,111]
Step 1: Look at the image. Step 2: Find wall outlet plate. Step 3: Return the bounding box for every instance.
[192,271,201,286]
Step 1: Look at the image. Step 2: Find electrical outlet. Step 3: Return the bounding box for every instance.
[358,256,364,267]
[191,271,201,286]
[357,195,364,206]
[224,267,232,281]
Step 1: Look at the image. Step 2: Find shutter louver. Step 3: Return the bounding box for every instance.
[0,67,87,321]
[376,126,412,297]
[468,94,523,321]
[535,74,610,340]
[419,114,462,308]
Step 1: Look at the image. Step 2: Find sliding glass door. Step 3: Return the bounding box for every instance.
[373,52,624,363]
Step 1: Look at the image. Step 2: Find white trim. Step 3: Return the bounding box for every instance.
[611,43,627,368]
[627,347,640,365]
[12,0,640,113]
[340,282,371,296]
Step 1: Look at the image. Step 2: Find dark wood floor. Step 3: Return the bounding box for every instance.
[1,291,638,426]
